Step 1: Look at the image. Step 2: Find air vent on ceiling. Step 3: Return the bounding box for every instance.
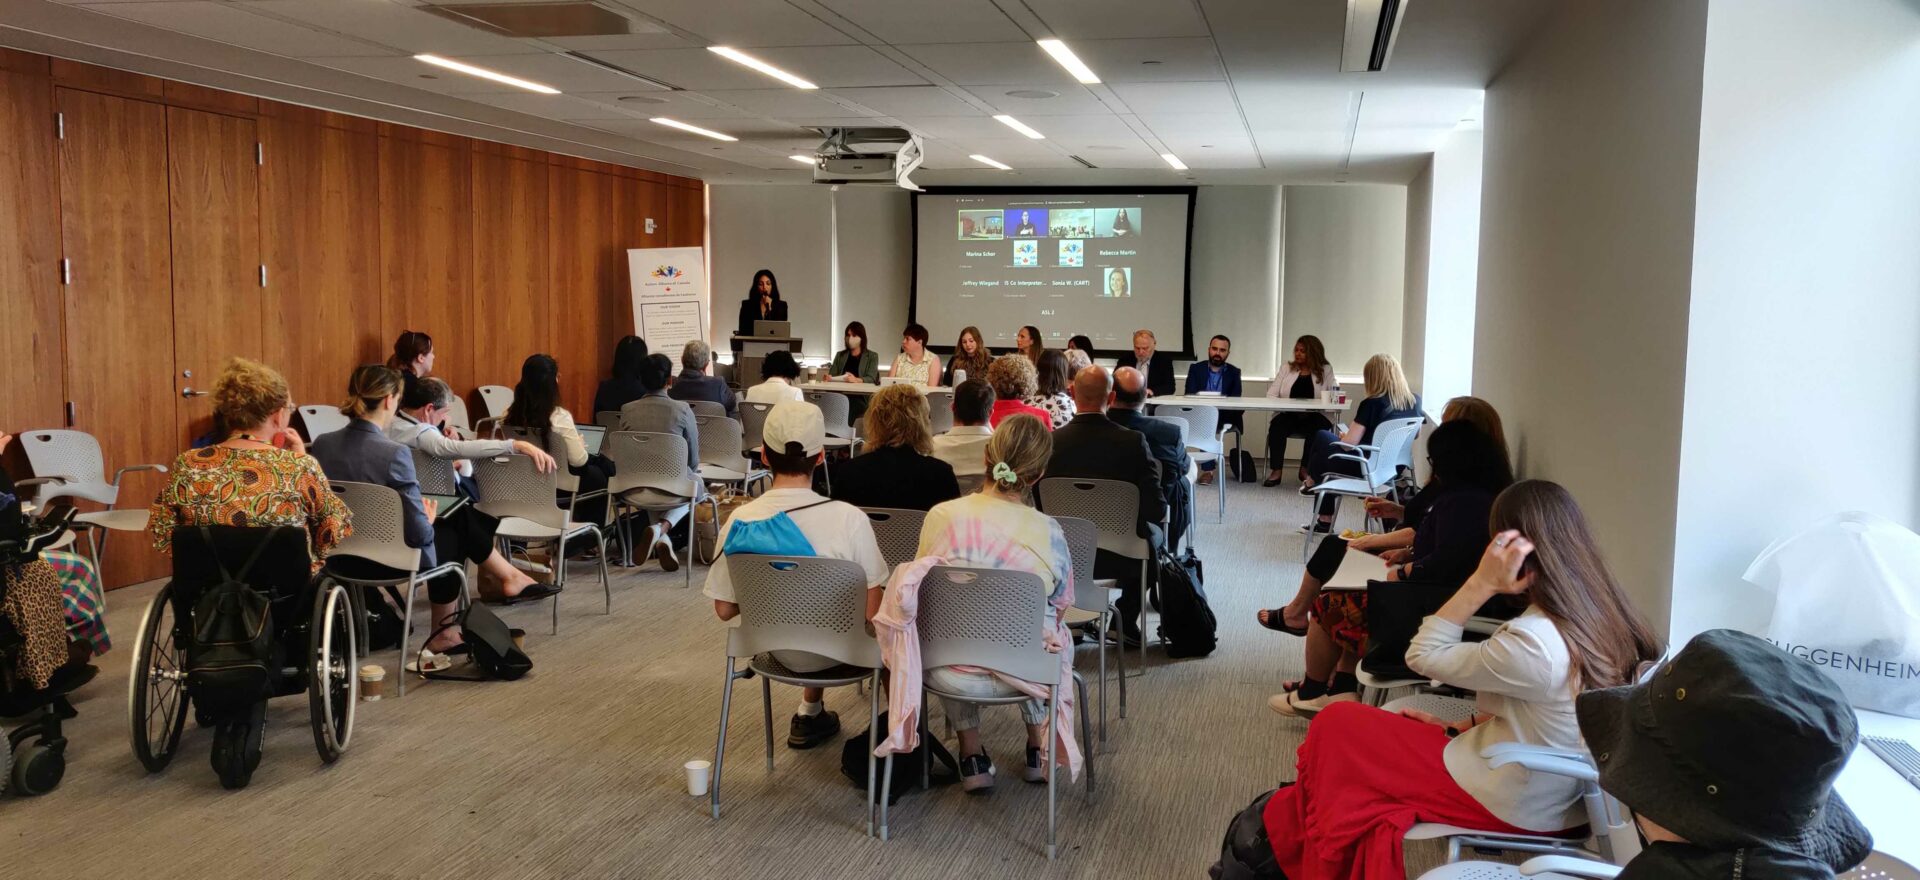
[1340,0,1406,72]
[1069,155,1098,169]
[423,2,656,38]
[563,52,677,91]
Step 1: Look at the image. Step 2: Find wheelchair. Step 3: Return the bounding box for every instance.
[128,525,358,789]
[1,504,94,796]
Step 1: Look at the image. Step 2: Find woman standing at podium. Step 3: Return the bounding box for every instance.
[734,268,789,339]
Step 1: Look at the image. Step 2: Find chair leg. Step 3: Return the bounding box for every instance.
[1045,685,1059,861]
[398,577,417,698]
[551,538,566,636]
[1073,672,1093,801]
[865,672,879,838]
[879,753,895,841]
[1096,611,1108,743]
[1115,605,1129,718]
[596,530,611,614]
[712,659,736,819]
[760,674,774,773]
[1138,557,1149,672]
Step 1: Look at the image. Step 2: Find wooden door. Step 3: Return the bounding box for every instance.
[167,106,260,439]
[56,88,176,587]
[0,69,65,457]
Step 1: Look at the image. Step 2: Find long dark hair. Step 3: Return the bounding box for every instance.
[610,335,648,381]
[1293,334,1330,383]
[1018,325,1042,363]
[1068,334,1093,354]
[387,330,433,374]
[1490,480,1665,692]
[1426,421,1513,494]
[505,353,561,441]
[1036,349,1071,397]
[843,321,868,355]
[748,269,781,302]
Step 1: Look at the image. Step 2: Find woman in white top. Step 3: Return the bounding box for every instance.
[1262,334,1340,487]
[890,323,941,387]
[503,353,614,528]
[744,350,807,405]
[1259,479,1664,880]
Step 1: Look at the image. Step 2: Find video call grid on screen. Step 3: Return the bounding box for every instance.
[913,189,1195,358]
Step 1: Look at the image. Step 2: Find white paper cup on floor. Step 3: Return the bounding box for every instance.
[684,759,712,796]
[359,664,386,701]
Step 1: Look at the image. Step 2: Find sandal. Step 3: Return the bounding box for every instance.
[1256,608,1309,637]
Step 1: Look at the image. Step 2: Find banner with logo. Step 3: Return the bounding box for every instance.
[627,246,708,356]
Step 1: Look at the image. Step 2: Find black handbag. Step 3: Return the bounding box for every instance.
[423,601,532,681]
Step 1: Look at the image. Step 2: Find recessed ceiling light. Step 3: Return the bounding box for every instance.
[651,117,738,141]
[414,54,558,94]
[789,155,816,165]
[617,95,668,104]
[1160,153,1188,170]
[707,46,818,90]
[1036,38,1100,84]
[970,154,1012,171]
[993,115,1045,139]
[1005,89,1058,100]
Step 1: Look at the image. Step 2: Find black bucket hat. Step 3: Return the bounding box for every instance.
[1575,629,1871,869]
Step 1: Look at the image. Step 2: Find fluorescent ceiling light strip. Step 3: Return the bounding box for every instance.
[414,54,558,94]
[789,155,816,165]
[1160,153,1188,170]
[993,115,1046,139]
[1035,39,1101,84]
[970,154,1012,170]
[651,117,738,141]
[707,46,818,90]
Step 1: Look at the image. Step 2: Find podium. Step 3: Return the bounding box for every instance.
[731,334,802,387]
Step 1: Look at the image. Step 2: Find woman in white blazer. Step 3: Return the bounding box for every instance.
[1263,334,1339,487]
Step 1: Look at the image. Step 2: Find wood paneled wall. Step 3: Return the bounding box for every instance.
[0,48,707,587]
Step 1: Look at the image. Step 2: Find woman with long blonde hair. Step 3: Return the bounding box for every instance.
[1297,353,1422,533]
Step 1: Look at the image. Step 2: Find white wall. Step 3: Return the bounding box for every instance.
[830,186,913,356]
[1419,127,1484,412]
[1191,185,1285,376]
[1282,185,1407,376]
[1475,0,1709,633]
[1402,162,1433,394]
[1669,0,1920,641]
[708,185,835,359]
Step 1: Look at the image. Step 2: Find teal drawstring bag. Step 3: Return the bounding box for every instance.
[721,500,832,558]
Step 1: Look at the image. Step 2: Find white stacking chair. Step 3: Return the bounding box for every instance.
[1407,743,1639,865]
[410,448,460,496]
[686,399,729,419]
[18,429,168,575]
[1037,477,1152,672]
[469,453,609,634]
[1054,515,1125,743]
[739,402,775,457]
[298,405,350,440]
[1304,417,1424,559]
[710,555,882,834]
[324,481,469,697]
[884,565,1093,859]
[475,385,513,437]
[924,389,954,434]
[860,507,926,570]
[694,415,770,496]
[1148,413,1202,552]
[603,431,706,588]
[804,390,860,453]
[1156,403,1228,522]
[443,395,473,438]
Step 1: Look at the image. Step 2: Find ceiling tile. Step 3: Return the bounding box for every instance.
[977,86,1117,117]
[1022,0,1209,40]
[1067,37,1225,84]
[613,0,858,47]
[1139,113,1251,141]
[896,42,1079,88]
[1109,81,1239,116]
[464,91,643,120]
[440,51,685,92]
[571,90,763,119]
[826,86,984,118]
[312,55,532,94]
[584,45,923,90]
[538,32,697,52]
[814,0,1028,44]
[1019,114,1141,143]
[697,88,863,117]
[748,45,930,88]
[75,1,397,57]
[240,0,543,56]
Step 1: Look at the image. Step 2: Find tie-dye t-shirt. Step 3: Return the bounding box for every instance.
[914,492,1073,631]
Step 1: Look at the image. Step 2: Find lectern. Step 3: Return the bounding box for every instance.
[731,334,802,388]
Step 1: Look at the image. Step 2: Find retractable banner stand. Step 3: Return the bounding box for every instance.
[627,246,709,355]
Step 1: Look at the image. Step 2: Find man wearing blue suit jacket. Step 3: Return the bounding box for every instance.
[1183,335,1243,483]
[1108,366,1191,548]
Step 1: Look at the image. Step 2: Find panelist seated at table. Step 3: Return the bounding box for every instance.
[1183,334,1245,464]
[1113,329,1175,397]
[827,320,880,418]
[1263,334,1341,488]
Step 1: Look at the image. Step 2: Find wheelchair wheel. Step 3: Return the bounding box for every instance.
[128,584,190,772]
[308,581,357,763]
[9,741,64,796]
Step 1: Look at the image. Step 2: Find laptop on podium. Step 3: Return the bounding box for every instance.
[754,320,791,338]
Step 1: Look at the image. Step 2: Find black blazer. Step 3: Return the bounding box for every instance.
[736,297,789,338]
[1042,413,1164,536]
[828,446,960,512]
[1114,351,1176,397]
[1107,407,1190,510]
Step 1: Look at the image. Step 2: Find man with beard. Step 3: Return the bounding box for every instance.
[1183,334,1243,484]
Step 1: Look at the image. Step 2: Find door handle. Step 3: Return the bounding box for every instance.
[180,387,210,398]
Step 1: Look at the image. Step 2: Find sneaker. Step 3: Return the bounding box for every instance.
[651,538,680,572]
[1023,745,1047,784]
[1268,690,1358,719]
[959,752,996,794]
[786,710,840,750]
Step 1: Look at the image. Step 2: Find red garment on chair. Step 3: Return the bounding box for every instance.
[1262,702,1539,880]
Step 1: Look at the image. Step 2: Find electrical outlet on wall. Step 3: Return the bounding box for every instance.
[646,218,656,233]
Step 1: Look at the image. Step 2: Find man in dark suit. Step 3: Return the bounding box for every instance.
[668,339,737,417]
[1043,366,1163,643]
[1113,329,1176,397]
[1182,334,1243,484]
[1108,366,1190,548]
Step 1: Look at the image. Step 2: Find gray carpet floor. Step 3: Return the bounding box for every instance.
[4,478,1460,879]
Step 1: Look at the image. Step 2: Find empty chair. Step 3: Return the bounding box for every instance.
[1036,477,1151,671]
[694,415,770,496]
[18,429,168,574]
[1155,403,1227,521]
[1054,515,1124,742]
[443,395,473,437]
[477,385,514,419]
[1304,417,1424,558]
[324,481,469,697]
[469,453,610,633]
[602,430,705,589]
[804,390,860,454]
[859,507,927,570]
[298,405,350,440]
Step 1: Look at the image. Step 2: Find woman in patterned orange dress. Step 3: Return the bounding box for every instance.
[147,358,349,570]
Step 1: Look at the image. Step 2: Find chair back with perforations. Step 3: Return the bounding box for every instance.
[1052,516,1100,613]
[687,399,728,419]
[443,395,472,436]
[503,425,580,492]
[1150,413,1190,448]
[19,429,115,505]
[804,391,854,439]
[726,555,881,668]
[1037,477,1143,558]
[410,447,460,496]
[860,507,926,569]
[595,411,623,429]
[477,385,514,419]
[694,416,747,469]
[298,405,350,440]
[925,389,954,434]
[327,481,425,572]
[470,453,569,529]
[604,431,697,500]
[1159,404,1221,454]
[917,565,1055,684]
[739,402,775,453]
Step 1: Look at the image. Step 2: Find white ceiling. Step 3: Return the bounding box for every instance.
[0,0,1553,184]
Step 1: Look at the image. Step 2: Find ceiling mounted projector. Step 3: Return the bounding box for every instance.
[804,127,924,191]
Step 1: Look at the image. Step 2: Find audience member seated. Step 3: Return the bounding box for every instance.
[386,329,436,378]
[890,323,941,387]
[618,353,701,570]
[1183,334,1243,484]
[745,350,806,405]
[1066,334,1094,356]
[391,375,559,605]
[931,379,995,478]
[1260,480,1664,880]
[1437,395,1509,475]
[827,384,959,511]
[1299,353,1423,533]
[1043,366,1162,645]
[1107,366,1191,547]
[505,354,614,530]
[1574,629,1871,879]
[1062,347,1093,383]
[915,413,1075,792]
[0,431,110,666]
[828,321,880,419]
[1013,325,1042,367]
[669,340,736,417]
[985,355,1052,430]
[702,402,887,751]
[942,325,992,387]
[1265,421,1513,716]
[1027,349,1076,429]
[1262,334,1339,487]
[147,357,349,572]
[593,335,650,416]
[1113,329,1175,397]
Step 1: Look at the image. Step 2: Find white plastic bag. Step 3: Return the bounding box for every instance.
[1744,511,1920,718]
